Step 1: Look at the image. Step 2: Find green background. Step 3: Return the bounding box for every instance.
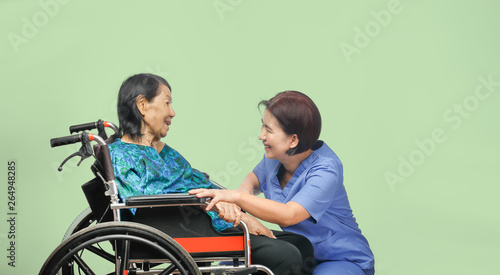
[1,0,499,274]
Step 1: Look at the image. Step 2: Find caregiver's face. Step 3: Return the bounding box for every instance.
[259,109,294,160]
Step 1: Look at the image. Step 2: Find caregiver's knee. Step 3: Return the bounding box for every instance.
[279,246,303,275]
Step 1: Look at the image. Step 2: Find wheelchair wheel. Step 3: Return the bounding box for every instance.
[40,221,201,275]
[62,207,95,241]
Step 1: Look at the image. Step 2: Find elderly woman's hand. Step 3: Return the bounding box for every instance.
[214,201,242,227]
[242,214,276,239]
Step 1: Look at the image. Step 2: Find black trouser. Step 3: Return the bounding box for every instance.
[223,228,315,275]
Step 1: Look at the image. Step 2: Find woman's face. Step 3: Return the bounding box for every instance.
[141,84,175,141]
[259,109,295,160]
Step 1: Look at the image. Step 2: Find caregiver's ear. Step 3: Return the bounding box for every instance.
[289,134,299,149]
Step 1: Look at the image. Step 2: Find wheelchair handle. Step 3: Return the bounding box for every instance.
[51,133,84,147]
[69,122,97,133]
[50,132,106,148]
[69,120,119,135]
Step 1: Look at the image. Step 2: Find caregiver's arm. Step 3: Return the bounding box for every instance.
[237,172,262,195]
[190,187,310,227]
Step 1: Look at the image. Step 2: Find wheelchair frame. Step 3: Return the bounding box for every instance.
[40,120,273,275]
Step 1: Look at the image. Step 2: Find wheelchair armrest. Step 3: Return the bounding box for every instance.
[125,194,207,207]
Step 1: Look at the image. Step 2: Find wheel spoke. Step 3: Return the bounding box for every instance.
[84,244,115,263]
[118,239,131,275]
[71,254,96,275]
[158,263,177,275]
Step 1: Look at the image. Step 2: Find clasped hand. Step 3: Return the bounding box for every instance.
[210,201,242,227]
[190,188,276,239]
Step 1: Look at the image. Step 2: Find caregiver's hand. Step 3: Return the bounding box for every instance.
[189,189,242,212]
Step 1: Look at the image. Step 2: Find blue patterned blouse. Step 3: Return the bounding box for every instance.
[108,138,233,232]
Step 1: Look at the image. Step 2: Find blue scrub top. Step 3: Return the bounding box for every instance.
[252,141,374,270]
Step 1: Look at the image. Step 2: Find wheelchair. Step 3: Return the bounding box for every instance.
[40,119,273,275]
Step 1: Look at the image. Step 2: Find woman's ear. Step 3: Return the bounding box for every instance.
[136,95,147,116]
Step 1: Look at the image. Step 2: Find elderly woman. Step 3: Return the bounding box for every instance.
[191,91,375,275]
[108,73,313,275]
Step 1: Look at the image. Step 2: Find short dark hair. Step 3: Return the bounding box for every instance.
[259,91,321,155]
[117,73,171,140]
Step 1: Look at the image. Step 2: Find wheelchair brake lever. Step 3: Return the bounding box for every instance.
[57,133,94,171]
[76,150,92,166]
[57,151,80,171]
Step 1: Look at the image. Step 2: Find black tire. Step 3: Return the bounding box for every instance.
[62,207,95,241]
[57,208,96,275]
[40,221,201,275]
